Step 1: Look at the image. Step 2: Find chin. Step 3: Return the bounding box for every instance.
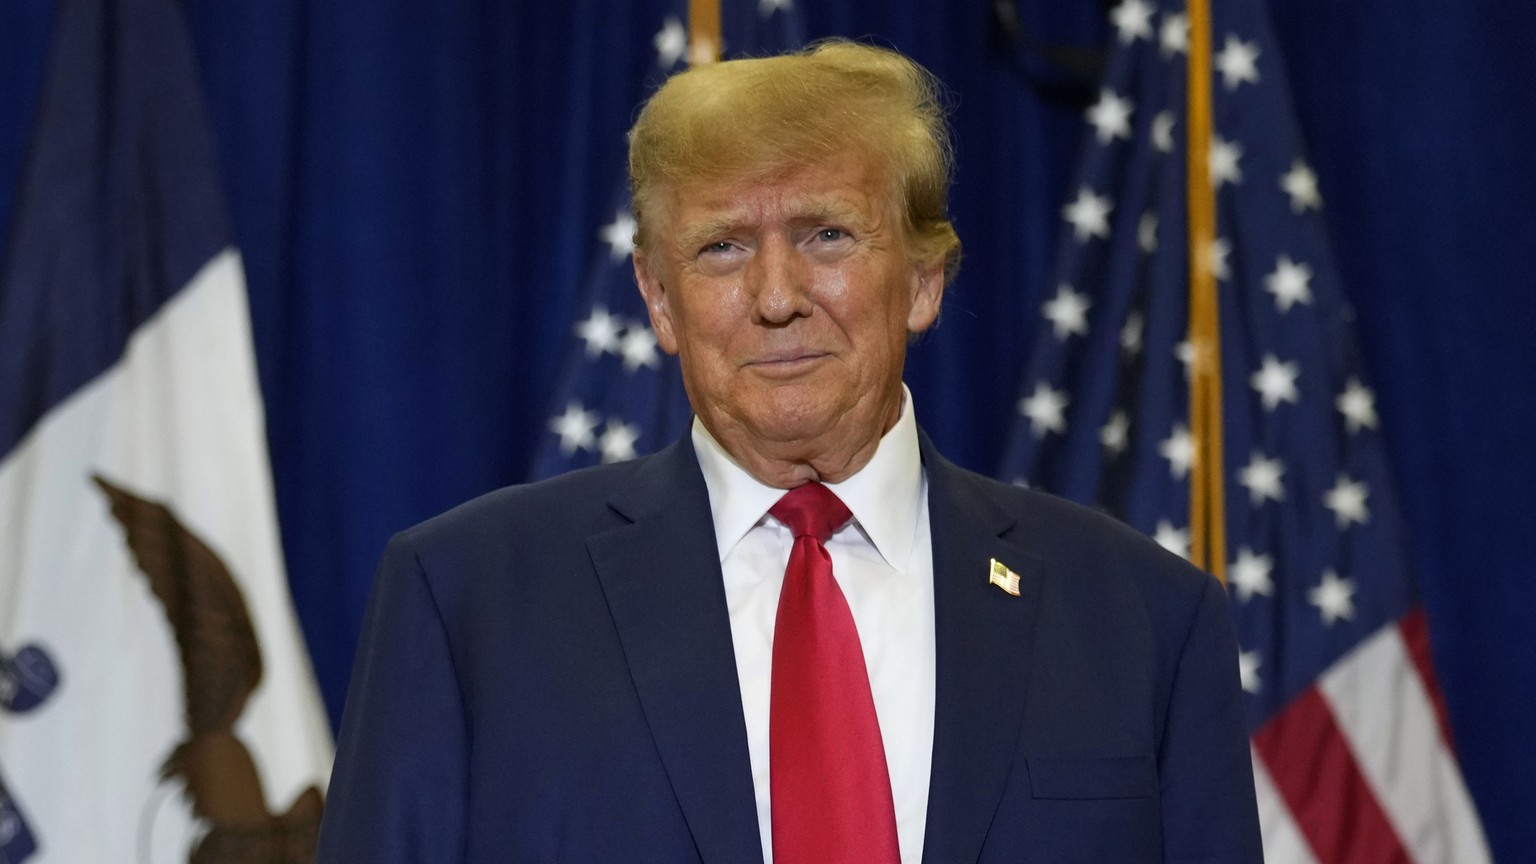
[745,395,848,444]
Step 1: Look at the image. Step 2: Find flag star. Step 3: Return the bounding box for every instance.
[1042,284,1091,340]
[1308,569,1358,626]
[1159,424,1195,479]
[1110,0,1155,43]
[1121,311,1144,356]
[1215,34,1261,90]
[1208,236,1232,281]
[1154,520,1191,560]
[601,210,636,260]
[598,419,641,463]
[1324,474,1371,529]
[1062,187,1114,242]
[618,324,661,372]
[1101,410,1130,457]
[1151,111,1176,153]
[549,402,600,454]
[758,0,792,16]
[1019,381,1070,438]
[1138,211,1158,253]
[1087,89,1136,144]
[1238,650,1263,693]
[1264,254,1314,312]
[1160,12,1189,57]
[1238,451,1286,505]
[1229,546,1275,602]
[1250,354,1300,411]
[1175,339,1195,380]
[654,17,687,69]
[574,306,624,357]
[1209,135,1244,188]
[1336,378,1380,434]
[1281,158,1323,212]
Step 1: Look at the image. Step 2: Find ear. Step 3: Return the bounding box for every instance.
[905,256,946,334]
[633,248,680,355]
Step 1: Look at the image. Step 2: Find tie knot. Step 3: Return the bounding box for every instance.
[769,482,853,544]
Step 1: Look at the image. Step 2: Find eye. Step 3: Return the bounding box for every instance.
[693,239,749,274]
[816,228,848,243]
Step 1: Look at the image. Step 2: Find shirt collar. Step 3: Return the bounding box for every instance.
[692,384,925,573]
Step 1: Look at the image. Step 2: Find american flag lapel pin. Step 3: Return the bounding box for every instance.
[988,558,1021,596]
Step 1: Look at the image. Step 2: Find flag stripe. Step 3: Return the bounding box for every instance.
[1253,686,1411,864]
[1251,747,1323,864]
[1397,607,1456,754]
[0,0,230,462]
[1318,616,1492,864]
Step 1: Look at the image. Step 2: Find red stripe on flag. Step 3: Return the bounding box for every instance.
[1398,606,1457,755]
[1253,687,1411,864]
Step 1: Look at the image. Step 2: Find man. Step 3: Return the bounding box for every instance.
[318,41,1262,863]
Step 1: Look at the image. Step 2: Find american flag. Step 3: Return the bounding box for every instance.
[999,1,1491,861]
[530,1,804,479]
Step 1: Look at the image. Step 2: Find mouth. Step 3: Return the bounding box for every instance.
[745,351,831,377]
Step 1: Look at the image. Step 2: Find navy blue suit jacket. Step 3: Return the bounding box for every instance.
[317,432,1262,863]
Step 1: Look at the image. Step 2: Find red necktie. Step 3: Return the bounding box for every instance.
[769,483,901,864]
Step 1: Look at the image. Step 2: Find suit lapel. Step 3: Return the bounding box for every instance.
[919,434,1043,864]
[586,438,764,864]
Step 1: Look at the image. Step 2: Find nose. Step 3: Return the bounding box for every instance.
[748,236,814,326]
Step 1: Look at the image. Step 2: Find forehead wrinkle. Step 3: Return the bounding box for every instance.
[666,160,895,255]
[780,194,874,229]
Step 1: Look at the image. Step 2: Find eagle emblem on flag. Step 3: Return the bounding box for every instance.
[94,476,324,863]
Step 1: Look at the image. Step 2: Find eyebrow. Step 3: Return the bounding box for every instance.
[676,216,742,254]
[674,198,871,253]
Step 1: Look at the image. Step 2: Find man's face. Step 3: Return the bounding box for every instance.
[634,154,945,484]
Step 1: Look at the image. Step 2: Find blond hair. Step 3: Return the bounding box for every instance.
[627,39,962,282]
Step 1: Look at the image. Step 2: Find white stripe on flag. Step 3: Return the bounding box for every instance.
[1318,621,1492,864]
[1251,746,1322,864]
[0,250,331,863]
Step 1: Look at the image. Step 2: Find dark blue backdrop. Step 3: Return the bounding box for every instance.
[2,0,1531,859]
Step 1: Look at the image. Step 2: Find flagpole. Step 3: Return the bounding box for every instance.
[689,0,721,66]
[1186,0,1227,582]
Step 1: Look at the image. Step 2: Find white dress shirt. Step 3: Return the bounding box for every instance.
[691,386,936,864]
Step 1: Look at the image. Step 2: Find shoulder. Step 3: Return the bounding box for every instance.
[931,458,1242,738]
[932,448,1205,575]
[396,456,645,553]
[368,450,679,629]
[378,436,707,593]
[930,454,1216,624]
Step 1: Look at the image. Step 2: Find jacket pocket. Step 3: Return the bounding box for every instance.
[1025,755,1157,800]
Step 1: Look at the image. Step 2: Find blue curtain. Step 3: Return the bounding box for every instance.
[2,0,1531,858]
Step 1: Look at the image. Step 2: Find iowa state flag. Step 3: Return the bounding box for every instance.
[0,0,333,861]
